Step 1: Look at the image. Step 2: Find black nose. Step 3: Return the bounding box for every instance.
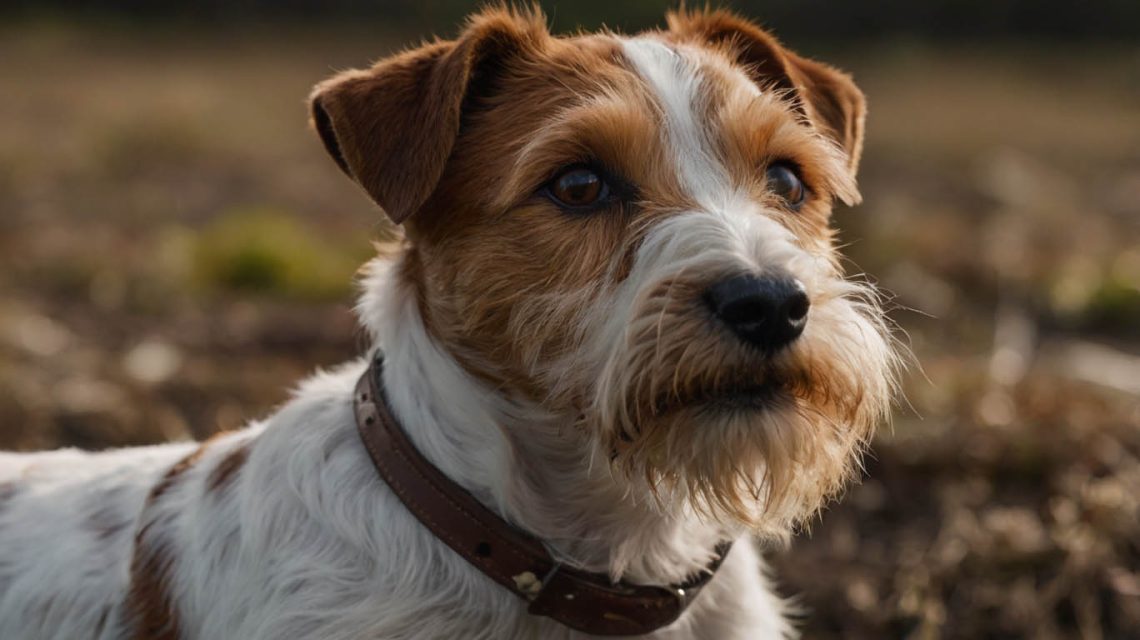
[704,274,810,351]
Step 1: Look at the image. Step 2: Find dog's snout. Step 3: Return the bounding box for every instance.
[704,274,810,351]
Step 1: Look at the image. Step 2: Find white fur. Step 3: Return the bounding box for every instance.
[621,38,729,209]
[0,32,897,640]
[0,258,790,638]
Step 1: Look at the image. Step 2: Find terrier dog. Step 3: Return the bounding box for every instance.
[0,8,896,639]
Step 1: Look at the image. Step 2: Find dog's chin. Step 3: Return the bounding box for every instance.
[602,365,870,538]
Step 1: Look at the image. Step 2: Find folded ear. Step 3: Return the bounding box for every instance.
[666,9,866,175]
[309,9,548,224]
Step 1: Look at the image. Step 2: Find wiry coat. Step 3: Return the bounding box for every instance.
[0,7,895,639]
[0,266,789,639]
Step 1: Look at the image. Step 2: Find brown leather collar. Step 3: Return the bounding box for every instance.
[353,355,731,636]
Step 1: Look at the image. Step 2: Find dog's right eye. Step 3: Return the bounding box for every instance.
[765,162,806,209]
[545,166,609,210]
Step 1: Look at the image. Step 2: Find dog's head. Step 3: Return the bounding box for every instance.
[311,7,896,537]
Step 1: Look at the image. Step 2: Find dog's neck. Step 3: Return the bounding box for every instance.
[358,256,736,585]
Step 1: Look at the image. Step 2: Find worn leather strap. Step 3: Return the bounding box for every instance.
[353,355,731,636]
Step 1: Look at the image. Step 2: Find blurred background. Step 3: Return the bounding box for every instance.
[1,1,1137,638]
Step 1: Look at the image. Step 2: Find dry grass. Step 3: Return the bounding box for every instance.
[0,25,1137,638]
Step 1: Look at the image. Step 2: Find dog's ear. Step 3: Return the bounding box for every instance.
[666,9,866,174]
[309,9,548,224]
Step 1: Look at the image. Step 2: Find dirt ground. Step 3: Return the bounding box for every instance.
[1,26,1137,639]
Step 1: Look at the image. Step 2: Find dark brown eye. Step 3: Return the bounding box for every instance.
[547,166,608,209]
[766,162,806,208]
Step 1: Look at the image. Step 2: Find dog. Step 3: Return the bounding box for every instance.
[0,7,896,639]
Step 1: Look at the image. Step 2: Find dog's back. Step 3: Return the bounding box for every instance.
[0,444,193,638]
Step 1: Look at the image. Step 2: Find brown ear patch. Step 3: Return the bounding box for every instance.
[308,7,550,224]
[781,51,866,174]
[665,8,866,174]
[308,42,455,225]
[666,9,797,93]
[310,96,349,176]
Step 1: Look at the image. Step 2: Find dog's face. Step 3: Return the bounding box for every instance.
[311,8,896,536]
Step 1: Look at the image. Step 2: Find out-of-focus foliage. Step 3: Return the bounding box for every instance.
[0,13,1136,640]
[192,207,372,301]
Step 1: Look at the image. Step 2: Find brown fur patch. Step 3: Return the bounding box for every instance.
[381,34,661,396]
[206,443,250,493]
[123,443,211,640]
[126,531,180,640]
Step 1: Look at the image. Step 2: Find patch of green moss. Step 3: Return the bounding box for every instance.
[1083,277,1140,332]
[192,207,369,301]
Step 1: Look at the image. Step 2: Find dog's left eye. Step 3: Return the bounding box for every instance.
[765,162,806,209]
[546,167,609,209]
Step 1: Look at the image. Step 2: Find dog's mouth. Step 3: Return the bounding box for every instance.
[652,375,790,418]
